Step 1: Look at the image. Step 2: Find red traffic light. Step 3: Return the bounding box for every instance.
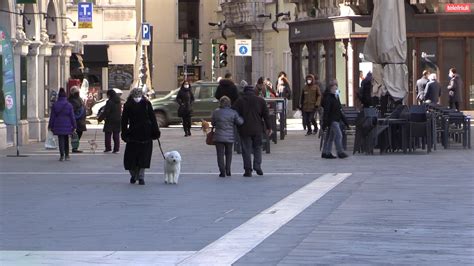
[219,43,227,52]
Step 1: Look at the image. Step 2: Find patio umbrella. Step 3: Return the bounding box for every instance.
[363,0,408,101]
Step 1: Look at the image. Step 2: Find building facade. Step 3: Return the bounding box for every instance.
[288,0,474,110]
[0,0,72,149]
[66,0,136,100]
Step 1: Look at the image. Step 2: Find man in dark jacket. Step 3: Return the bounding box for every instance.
[423,73,441,105]
[300,74,321,135]
[68,86,87,153]
[233,86,272,177]
[215,73,239,104]
[447,67,463,110]
[321,80,348,159]
[121,88,160,185]
[358,72,373,107]
[98,89,122,153]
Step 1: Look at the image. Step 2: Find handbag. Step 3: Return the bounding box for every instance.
[44,130,57,150]
[71,131,80,150]
[206,127,215,145]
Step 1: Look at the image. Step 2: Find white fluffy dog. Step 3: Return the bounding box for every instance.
[164,151,182,184]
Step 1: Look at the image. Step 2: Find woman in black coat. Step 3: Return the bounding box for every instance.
[98,89,122,153]
[176,80,194,137]
[68,86,87,153]
[121,88,160,185]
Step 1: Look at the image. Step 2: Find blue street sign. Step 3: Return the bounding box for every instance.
[142,23,151,41]
[78,2,93,29]
[239,46,248,55]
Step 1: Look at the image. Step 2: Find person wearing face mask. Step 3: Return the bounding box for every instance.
[321,80,348,159]
[276,71,292,100]
[176,81,195,137]
[299,74,321,135]
[121,88,161,185]
[447,67,463,110]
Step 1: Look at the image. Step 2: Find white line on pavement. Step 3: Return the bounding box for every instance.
[178,173,352,265]
[0,172,323,176]
[0,251,197,266]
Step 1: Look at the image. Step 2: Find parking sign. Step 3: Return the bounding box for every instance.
[142,23,151,45]
[78,2,93,29]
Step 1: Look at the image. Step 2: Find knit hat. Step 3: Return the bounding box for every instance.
[129,88,143,98]
[240,80,248,88]
[58,88,66,98]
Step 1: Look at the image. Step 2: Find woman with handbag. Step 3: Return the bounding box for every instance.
[68,86,87,153]
[211,96,244,177]
[48,88,77,161]
[98,89,122,153]
[176,80,194,137]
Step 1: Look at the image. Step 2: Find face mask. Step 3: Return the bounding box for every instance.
[184,85,190,89]
[448,73,453,78]
[306,80,312,85]
[133,97,142,103]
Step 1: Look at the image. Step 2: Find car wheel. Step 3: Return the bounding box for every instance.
[155,111,169,127]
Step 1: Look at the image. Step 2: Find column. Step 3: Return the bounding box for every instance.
[39,42,53,141]
[13,39,30,145]
[347,40,354,107]
[26,41,42,141]
[251,30,264,85]
[61,43,73,89]
[290,43,301,109]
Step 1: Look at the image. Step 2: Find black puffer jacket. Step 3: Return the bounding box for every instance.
[233,87,271,137]
[68,94,87,132]
[176,87,194,117]
[99,95,122,133]
[215,79,239,104]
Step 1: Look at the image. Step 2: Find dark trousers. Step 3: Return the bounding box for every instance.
[58,135,70,157]
[182,115,192,134]
[303,111,316,133]
[449,98,460,110]
[105,131,120,152]
[215,142,233,174]
[240,135,262,172]
[129,168,145,180]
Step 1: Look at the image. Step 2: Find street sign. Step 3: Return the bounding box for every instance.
[142,23,151,46]
[235,39,252,56]
[445,3,471,13]
[78,2,93,29]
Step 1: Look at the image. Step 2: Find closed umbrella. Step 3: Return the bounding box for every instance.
[364,0,408,101]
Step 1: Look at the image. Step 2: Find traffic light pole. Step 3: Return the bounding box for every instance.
[211,39,217,82]
[183,37,188,81]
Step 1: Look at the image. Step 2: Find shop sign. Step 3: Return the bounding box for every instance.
[445,3,471,13]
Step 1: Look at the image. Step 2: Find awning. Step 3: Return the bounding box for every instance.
[83,45,109,68]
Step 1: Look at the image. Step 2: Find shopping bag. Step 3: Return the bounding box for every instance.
[71,131,80,150]
[45,130,57,150]
[293,110,302,119]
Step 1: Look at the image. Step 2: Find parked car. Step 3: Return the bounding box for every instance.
[151,81,219,127]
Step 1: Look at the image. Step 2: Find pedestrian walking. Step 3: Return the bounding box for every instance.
[447,67,463,110]
[215,73,239,104]
[416,70,430,104]
[68,86,87,153]
[98,89,122,153]
[321,80,349,159]
[121,88,161,185]
[176,80,194,137]
[299,74,322,136]
[48,88,77,161]
[233,86,272,177]
[211,96,244,177]
[423,73,441,105]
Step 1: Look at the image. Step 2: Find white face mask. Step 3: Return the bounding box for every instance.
[307,80,312,85]
[184,85,190,89]
[133,97,142,103]
[448,72,453,78]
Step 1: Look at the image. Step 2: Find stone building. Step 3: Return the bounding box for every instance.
[288,0,474,110]
[0,0,72,149]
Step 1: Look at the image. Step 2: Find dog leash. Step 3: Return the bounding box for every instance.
[157,139,165,160]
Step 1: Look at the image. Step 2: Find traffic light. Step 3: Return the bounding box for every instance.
[218,43,228,68]
[191,38,202,65]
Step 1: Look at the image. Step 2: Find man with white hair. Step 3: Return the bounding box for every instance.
[424,73,441,104]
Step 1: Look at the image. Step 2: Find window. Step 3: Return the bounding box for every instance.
[178,0,200,39]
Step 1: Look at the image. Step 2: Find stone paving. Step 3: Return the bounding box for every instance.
[0,123,473,265]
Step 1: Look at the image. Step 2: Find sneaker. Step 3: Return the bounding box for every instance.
[104,150,111,153]
[138,179,145,185]
[243,171,252,177]
[59,156,64,162]
[130,176,136,184]
[305,131,312,136]
[337,152,348,159]
[322,153,337,159]
[112,150,120,154]
[65,156,70,161]
[72,149,83,153]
